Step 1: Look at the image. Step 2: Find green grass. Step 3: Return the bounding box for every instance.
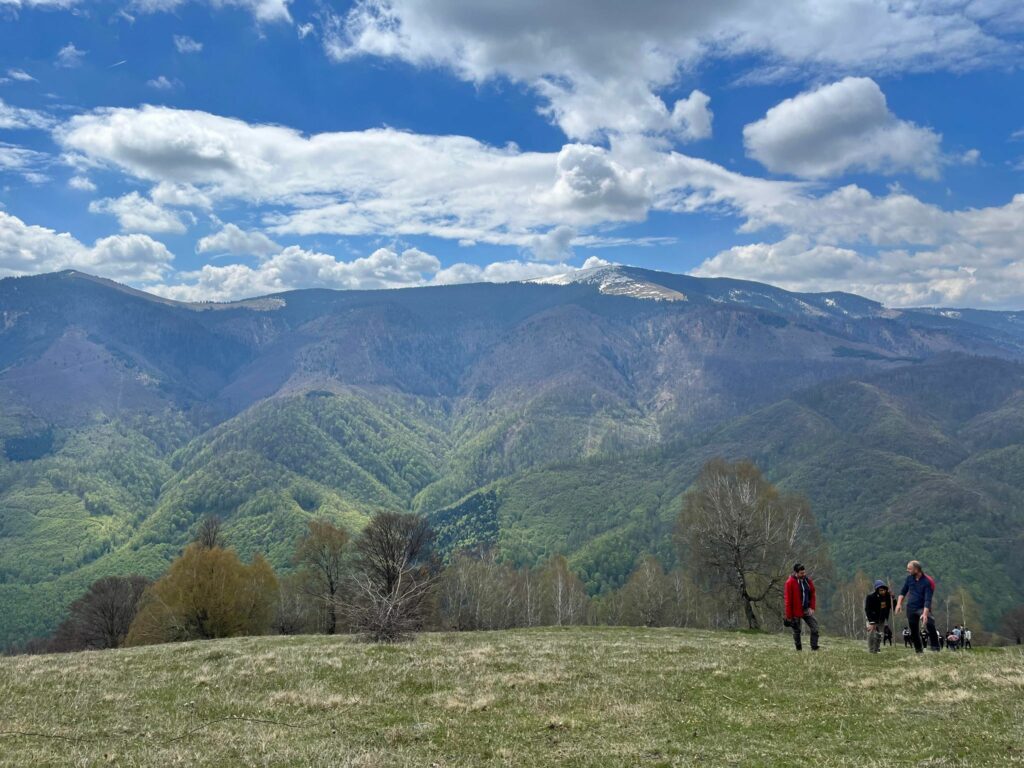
[1,627,1022,767]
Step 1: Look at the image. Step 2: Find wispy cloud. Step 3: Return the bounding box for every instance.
[173,35,203,54]
[7,69,36,82]
[146,75,181,90]
[56,43,86,69]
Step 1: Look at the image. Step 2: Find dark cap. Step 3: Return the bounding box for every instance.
[873,579,886,590]
[793,563,805,572]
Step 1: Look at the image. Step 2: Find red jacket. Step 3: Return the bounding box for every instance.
[784,574,816,619]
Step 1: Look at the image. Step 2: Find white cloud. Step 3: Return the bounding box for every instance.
[743,77,942,179]
[0,142,48,183]
[431,259,577,286]
[147,75,180,90]
[0,98,52,130]
[173,35,203,54]
[152,245,440,301]
[57,106,681,248]
[148,242,610,301]
[150,180,213,209]
[56,43,86,69]
[89,191,192,234]
[694,190,1024,308]
[527,225,576,262]
[961,148,981,165]
[7,69,36,82]
[0,210,173,282]
[130,0,292,24]
[326,1,1011,140]
[54,104,1024,309]
[68,175,96,191]
[196,223,281,257]
[297,22,314,39]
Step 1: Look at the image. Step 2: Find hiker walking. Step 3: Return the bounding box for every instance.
[864,579,894,653]
[784,563,819,651]
[895,560,940,653]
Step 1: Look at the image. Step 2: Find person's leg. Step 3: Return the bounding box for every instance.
[868,623,880,652]
[791,617,802,650]
[908,611,923,653]
[804,613,820,650]
[926,615,940,651]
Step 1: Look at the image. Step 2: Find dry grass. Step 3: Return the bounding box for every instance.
[0,627,1022,767]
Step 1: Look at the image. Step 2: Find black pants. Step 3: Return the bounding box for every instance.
[908,610,939,652]
[791,613,819,650]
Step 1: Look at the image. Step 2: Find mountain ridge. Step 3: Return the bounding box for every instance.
[2,267,1023,644]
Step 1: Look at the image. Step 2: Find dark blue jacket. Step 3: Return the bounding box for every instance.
[900,573,933,612]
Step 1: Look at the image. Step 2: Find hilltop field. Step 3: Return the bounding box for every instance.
[1,627,1022,767]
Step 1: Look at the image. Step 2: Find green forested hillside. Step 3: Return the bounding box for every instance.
[3,270,1024,645]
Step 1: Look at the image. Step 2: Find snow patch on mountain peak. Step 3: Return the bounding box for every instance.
[531,266,687,302]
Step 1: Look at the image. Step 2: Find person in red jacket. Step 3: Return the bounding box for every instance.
[784,563,820,651]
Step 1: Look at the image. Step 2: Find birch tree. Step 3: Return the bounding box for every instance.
[677,458,826,630]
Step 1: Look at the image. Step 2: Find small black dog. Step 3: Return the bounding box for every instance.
[883,624,893,646]
[902,627,912,648]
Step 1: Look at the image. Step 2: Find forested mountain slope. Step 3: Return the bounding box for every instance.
[2,268,1023,644]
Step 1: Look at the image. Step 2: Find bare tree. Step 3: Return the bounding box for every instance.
[50,575,151,651]
[293,518,349,634]
[274,572,316,635]
[620,556,671,627]
[677,458,827,630]
[1001,605,1024,645]
[436,549,520,630]
[346,511,435,642]
[834,571,873,638]
[195,515,225,549]
[539,555,588,626]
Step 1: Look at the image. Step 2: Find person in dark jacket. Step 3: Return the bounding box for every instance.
[783,563,819,651]
[895,560,940,653]
[864,580,894,653]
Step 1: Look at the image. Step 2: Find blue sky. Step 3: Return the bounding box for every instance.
[1,0,1024,306]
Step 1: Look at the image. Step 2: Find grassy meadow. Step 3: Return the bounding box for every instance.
[1,627,1022,767]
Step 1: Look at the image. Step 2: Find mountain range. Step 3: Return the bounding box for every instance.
[2,266,1023,645]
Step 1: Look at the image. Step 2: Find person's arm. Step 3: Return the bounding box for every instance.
[895,576,908,613]
[783,578,792,618]
[922,578,933,619]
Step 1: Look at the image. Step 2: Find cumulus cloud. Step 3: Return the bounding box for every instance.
[196,223,281,258]
[173,35,203,53]
[0,99,53,130]
[147,242,611,301]
[326,0,1011,140]
[68,175,96,191]
[52,104,1024,309]
[147,75,180,90]
[0,210,173,282]
[56,43,86,69]
[743,77,942,179]
[89,191,192,234]
[57,106,685,248]
[150,180,213,209]
[694,191,1024,308]
[152,245,440,301]
[527,225,576,262]
[131,0,292,24]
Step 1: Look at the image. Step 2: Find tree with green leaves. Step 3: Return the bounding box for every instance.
[677,458,827,630]
[126,544,278,645]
